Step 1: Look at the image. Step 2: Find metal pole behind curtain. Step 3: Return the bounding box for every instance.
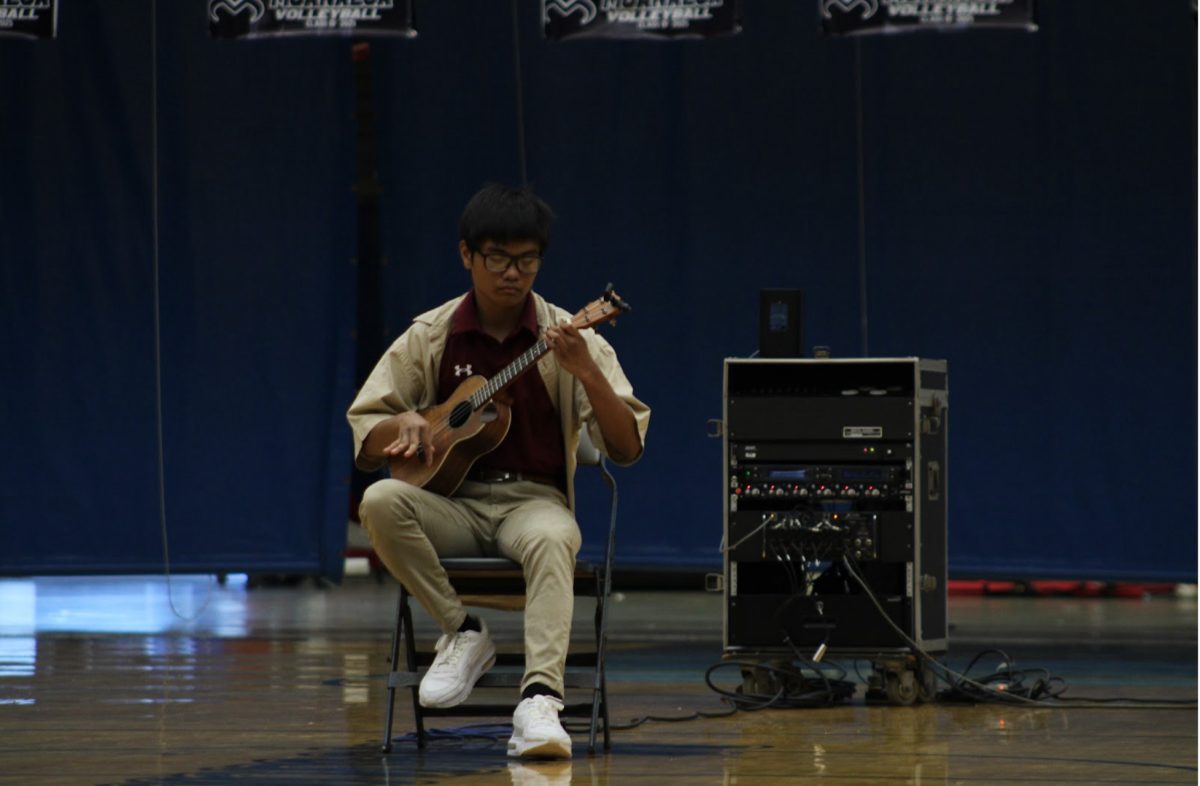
[854,38,869,357]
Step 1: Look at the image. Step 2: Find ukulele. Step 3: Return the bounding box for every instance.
[389,284,631,496]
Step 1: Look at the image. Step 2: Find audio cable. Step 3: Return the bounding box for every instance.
[839,555,1197,710]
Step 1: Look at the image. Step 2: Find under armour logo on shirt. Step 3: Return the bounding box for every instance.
[454,364,473,377]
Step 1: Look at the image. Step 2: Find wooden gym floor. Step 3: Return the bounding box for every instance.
[0,574,1194,785]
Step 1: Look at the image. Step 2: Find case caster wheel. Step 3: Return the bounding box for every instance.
[885,670,919,706]
[917,663,939,703]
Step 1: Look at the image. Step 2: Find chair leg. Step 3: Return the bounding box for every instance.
[601,665,611,751]
[599,465,618,752]
[400,588,428,749]
[381,585,406,753]
[588,683,604,754]
[588,565,606,755]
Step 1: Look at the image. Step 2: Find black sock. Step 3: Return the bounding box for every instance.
[456,614,481,634]
[521,682,562,701]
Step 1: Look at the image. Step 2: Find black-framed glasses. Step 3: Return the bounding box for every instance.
[474,248,542,274]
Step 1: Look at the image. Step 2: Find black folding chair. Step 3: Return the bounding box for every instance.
[380,431,618,754]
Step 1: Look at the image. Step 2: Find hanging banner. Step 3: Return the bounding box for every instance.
[544,0,740,41]
[820,0,1036,36]
[0,0,57,39]
[209,0,415,39]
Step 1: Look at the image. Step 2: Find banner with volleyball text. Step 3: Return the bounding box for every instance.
[820,0,1036,36]
[0,0,57,39]
[544,0,740,40]
[209,0,416,39]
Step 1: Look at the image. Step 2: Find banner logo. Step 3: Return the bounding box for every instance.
[545,0,598,25]
[209,0,266,23]
[822,0,879,20]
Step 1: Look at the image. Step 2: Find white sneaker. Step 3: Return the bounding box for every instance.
[417,620,496,708]
[507,695,572,759]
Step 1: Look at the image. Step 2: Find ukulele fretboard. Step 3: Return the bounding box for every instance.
[467,337,550,409]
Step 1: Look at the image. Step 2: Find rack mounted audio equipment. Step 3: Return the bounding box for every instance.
[720,358,948,705]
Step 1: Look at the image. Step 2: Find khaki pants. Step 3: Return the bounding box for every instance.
[359,478,580,697]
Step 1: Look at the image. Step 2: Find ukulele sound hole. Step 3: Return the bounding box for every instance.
[448,401,472,429]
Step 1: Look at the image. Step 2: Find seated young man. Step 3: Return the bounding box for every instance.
[347,183,650,759]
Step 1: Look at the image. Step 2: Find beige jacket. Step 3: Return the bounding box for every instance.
[346,292,650,511]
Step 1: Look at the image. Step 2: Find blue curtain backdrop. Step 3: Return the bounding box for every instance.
[0,1,1194,581]
[0,0,356,577]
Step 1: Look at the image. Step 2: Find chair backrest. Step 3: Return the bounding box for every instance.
[575,427,602,467]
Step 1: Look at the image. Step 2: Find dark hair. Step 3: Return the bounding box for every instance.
[459,183,556,254]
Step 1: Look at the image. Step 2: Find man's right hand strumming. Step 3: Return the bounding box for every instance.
[366,412,436,467]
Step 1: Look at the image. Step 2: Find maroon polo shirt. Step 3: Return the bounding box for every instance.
[437,291,566,487]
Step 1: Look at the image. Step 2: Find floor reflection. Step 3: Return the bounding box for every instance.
[507,760,573,786]
[0,577,1193,785]
[0,576,247,636]
[0,636,35,677]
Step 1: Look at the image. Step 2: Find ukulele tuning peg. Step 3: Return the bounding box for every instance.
[603,282,632,313]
